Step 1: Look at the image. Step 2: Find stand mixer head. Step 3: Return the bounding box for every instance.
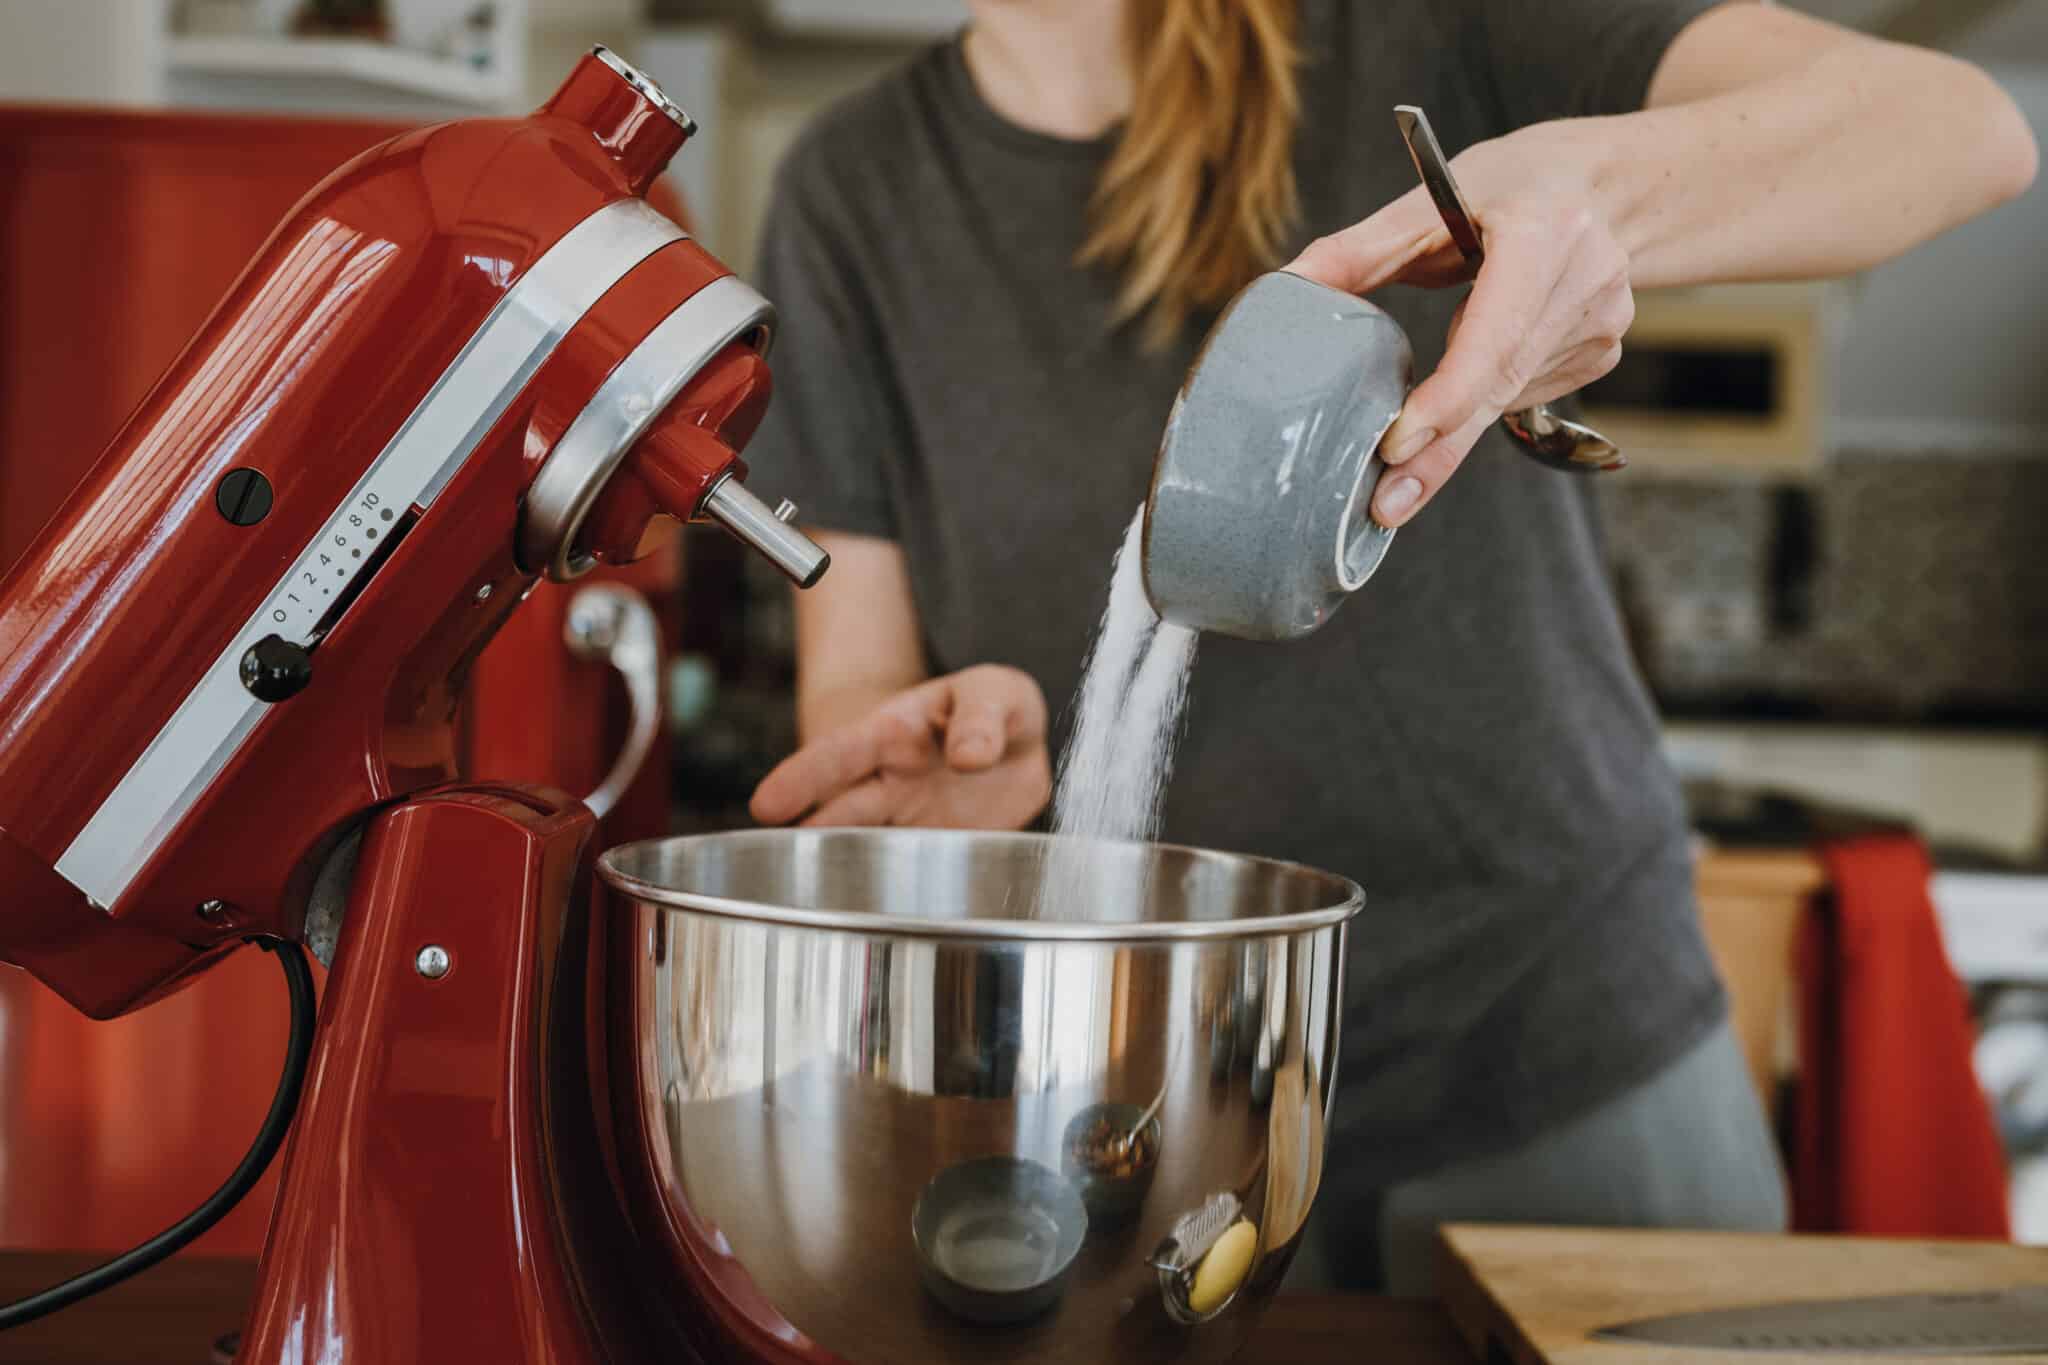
[0,46,824,1018]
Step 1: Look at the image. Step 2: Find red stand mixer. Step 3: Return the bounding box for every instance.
[0,48,1359,1364]
[0,49,826,1360]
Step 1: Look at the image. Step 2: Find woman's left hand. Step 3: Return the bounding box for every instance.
[1284,125,1635,529]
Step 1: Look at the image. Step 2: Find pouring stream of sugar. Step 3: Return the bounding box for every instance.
[1037,507,1199,920]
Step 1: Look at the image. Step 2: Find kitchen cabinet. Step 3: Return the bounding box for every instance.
[1693,846,1826,1113]
[1580,282,1835,477]
[1440,1222,2045,1364]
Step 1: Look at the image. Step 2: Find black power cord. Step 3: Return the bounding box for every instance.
[0,938,316,1331]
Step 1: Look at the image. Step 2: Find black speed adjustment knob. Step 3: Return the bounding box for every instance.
[240,635,313,702]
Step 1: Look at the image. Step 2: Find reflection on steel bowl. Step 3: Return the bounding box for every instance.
[1063,1101,1162,1221]
[912,1155,1088,1324]
[600,828,1360,1365]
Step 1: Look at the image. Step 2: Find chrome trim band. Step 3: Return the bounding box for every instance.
[516,273,775,582]
[591,46,696,136]
[596,829,1364,944]
[54,198,685,910]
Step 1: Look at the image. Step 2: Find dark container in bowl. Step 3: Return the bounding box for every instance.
[1061,1102,1162,1222]
[911,1155,1088,1325]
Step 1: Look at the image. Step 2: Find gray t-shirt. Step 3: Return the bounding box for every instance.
[745,0,1728,1192]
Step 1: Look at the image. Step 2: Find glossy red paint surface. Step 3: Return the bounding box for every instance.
[0,56,821,1360]
[239,785,610,1363]
[0,102,683,1260]
[540,52,691,195]
[0,54,743,1018]
[0,104,410,1260]
[0,110,621,857]
[541,242,736,467]
[0,110,376,561]
[584,348,771,566]
[239,784,823,1363]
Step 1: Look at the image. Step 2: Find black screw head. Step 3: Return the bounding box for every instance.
[216,468,273,526]
[240,634,313,702]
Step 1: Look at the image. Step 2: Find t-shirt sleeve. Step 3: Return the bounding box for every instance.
[1478,0,1731,127]
[740,152,905,542]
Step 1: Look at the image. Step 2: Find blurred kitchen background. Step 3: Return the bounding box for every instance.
[1,0,2046,1252]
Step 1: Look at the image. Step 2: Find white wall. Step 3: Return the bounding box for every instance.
[1830,64,2048,448]
[635,28,735,247]
[0,0,170,105]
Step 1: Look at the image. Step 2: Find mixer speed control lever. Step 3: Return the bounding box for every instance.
[240,636,313,703]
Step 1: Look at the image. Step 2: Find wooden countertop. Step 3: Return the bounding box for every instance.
[0,1252,1475,1364]
[1440,1224,2048,1365]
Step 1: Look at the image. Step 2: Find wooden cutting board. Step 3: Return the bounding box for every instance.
[1440,1224,2048,1364]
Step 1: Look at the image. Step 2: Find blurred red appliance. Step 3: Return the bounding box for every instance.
[0,94,685,1258]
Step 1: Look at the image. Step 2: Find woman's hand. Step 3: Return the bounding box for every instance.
[750,664,1052,830]
[1284,124,1634,529]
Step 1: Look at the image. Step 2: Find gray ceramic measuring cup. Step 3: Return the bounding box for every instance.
[1143,270,1412,641]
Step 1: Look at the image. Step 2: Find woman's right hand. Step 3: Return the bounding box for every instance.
[749,664,1052,830]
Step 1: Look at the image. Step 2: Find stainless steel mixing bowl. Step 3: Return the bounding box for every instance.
[599,828,1360,1364]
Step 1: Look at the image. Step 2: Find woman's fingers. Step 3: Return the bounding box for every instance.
[1379,207,1578,468]
[1369,204,1634,528]
[1511,337,1627,410]
[793,711,941,827]
[750,717,887,825]
[990,748,1055,829]
[1372,408,1496,528]
[751,667,1051,826]
[942,665,1048,771]
[1503,271,1633,409]
[1371,332,1625,531]
[799,776,900,828]
[750,689,940,824]
[1285,183,1454,295]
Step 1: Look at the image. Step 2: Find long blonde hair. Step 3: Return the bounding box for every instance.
[1079,0,1303,349]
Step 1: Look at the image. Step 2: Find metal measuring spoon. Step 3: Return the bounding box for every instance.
[1393,105,1626,474]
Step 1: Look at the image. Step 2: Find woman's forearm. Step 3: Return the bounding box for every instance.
[790,529,929,741]
[1573,40,2035,289]
[1283,7,2036,529]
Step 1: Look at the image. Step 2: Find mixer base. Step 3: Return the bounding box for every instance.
[234,784,731,1364]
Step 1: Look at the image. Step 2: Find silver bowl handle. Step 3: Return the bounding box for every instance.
[563,583,662,821]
